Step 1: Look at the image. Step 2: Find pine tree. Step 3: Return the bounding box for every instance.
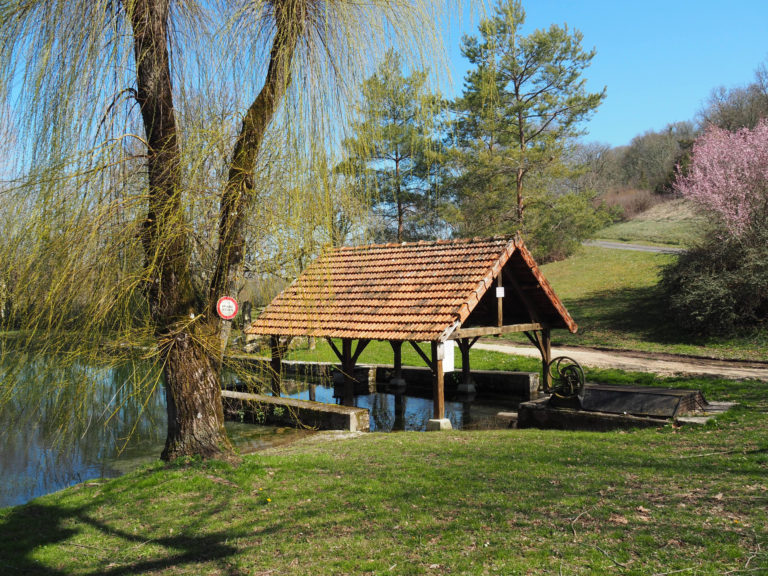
[452,0,605,231]
[342,50,446,242]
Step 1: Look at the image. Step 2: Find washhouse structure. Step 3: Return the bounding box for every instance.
[245,235,577,429]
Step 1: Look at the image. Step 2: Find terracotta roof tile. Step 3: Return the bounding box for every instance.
[246,236,576,341]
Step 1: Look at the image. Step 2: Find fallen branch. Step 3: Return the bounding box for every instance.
[570,510,589,541]
[592,545,629,569]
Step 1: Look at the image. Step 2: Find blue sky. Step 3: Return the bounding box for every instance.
[443,0,768,148]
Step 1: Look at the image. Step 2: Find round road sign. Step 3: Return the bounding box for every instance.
[216,296,239,320]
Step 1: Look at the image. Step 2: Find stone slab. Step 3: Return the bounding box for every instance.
[222,389,370,432]
[426,418,453,431]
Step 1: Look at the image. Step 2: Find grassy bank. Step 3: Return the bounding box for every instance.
[595,198,706,248]
[2,374,766,575]
[523,246,768,361]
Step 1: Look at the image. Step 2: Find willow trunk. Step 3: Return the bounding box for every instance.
[129,0,303,460]
[129,0,231,460]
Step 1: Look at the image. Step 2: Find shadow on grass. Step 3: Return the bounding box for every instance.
[0,494,245,575]
[563,285,709,346]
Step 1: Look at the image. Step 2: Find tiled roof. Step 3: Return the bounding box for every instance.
[245,236,576,341]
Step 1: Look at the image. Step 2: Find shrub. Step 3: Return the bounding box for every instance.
[660,229,768,335]
[526,190,613,263]
[661,121,768,335]
[600,188,666,220]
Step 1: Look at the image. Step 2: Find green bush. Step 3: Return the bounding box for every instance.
[526,190,613,263]
[660,228,768,335]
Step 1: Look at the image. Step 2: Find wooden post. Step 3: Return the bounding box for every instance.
[269,335,282,396]
[525,328,552,394]
[497,274,503,327]
[540,328,552,392]
[456,338,475,394]
[431,341,445,420]
[342,338,353,382]
[390,340,406,387]
[340,338,354,406]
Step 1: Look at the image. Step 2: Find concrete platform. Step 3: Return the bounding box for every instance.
[517,384,734,431]
[221,390,370,432]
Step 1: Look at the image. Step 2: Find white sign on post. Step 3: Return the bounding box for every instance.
[216,296,239,320]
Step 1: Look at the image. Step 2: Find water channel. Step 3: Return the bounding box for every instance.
[1,360,520,508]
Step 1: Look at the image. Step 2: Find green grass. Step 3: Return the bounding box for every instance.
[595,199,707,248]
[508,246,768,361]
[2,374,766,575]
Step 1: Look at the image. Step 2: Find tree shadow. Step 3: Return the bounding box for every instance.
[0,488,250,575]
[564,285,709,346]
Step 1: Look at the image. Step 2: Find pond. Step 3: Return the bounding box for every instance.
[281,379,521,432]
[1,360,521,508]
[0,359,314,509]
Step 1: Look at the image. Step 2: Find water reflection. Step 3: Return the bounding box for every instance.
[0,359,309,509]
[284,380,521,432]
[1,359,168,508]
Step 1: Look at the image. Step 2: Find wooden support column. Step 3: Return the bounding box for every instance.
[339,338,354,406]
[269,335,283,396]
[431,341,445,420]
[341,338,353,382]
[497,274,504,327]
[327,338,371,406]
[409,340,451,430]
[390,340,406,387]
[456,337,479,394]
[525,328,552,394]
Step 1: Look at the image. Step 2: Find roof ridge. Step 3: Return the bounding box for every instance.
[335,235,514,252]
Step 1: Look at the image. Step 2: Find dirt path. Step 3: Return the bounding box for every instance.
[474,340,768,380]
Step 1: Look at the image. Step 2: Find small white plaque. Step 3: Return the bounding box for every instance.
[442,340,455,373]
[496,286,505,298]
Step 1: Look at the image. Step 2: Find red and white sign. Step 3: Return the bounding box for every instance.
[216,296,239,320]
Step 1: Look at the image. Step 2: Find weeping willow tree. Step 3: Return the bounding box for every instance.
[0,1,465,461]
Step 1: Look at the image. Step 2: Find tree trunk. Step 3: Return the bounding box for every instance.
[161,329,231,460]
[516,166,525,223]
[128,0,232,461]
[128,0,306,461]
[208,1,306,318]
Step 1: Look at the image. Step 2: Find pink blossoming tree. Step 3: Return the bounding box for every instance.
[675,120,768,237]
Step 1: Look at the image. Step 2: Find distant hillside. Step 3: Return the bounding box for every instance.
[596,198,706,247]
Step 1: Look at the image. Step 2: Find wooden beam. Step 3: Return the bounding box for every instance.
[325,337,343,363]
[351,339,370,364]
[450,322,544,339]
[408,340,434,371]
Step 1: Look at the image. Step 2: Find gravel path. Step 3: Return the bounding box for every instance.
[474,340,768,380]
